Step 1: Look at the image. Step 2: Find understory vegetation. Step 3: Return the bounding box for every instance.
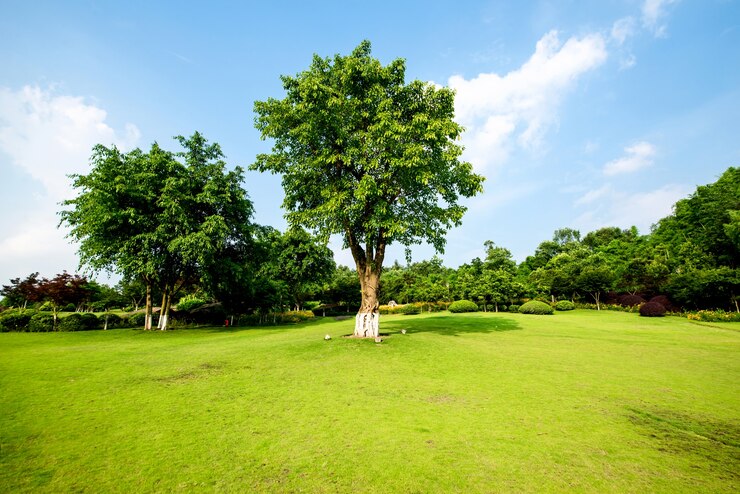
[1,311,737,492]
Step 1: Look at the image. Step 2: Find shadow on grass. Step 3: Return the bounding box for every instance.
[381,313,521,337]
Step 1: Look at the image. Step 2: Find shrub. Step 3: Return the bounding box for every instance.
[29,312,54,332]
[639,302,666,317]
[618,294,645,307]
[449,300,479,313]
[554,300,575,311]
[98,313,128,329]
[0,309,34,332]
[648,295,675,312]
[176,294,207,312]
[519,300,554,315]
[400,304,421,315]
[686,309,740,322]
[508,304,520,313]
[58,313,101,331]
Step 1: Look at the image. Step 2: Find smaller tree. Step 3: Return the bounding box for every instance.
[38,272,90,329]
[1,272,41,309]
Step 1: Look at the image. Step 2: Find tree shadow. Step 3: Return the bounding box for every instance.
[381,313,521,337]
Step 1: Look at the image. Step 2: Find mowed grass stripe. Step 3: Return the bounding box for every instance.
[1,311,738,492]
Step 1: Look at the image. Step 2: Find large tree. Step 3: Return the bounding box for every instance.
[252,41,483,337]
[61,132,256,329]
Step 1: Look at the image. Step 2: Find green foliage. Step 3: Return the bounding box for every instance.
[98,313,128,329]
[0,309,33,331]
[519,300,554,315]
[508,304,520,313]
[448,300,479,313]
[554,300,575,311]
[686,309,740,322]
[128,312,158,328]
[176,294,207,312]
[252,41,483,315]
[400,304,421,315]
[241,310,315,326]
[58,313,101,332]
[29,312,54,332]
[639,302,667,317]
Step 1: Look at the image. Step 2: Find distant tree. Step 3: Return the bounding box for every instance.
[252,40,483,337]
[37,272,90,328]
[263,227,336,311]
[1,272,41,309]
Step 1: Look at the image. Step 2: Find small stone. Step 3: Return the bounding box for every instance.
[401,329,407,335]
[324,334,331,340]
[374,337,382,343]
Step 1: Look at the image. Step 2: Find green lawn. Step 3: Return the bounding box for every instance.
[1,311,738,493]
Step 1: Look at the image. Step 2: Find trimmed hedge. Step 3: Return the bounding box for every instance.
[519,300,554,315]
[400,304,421,315]
[554,300,575,311]
[0,309,33,331]
[639,302,666,317]
[29,312,55,332]
[448,300,479,313]
[58,313,101,332]
[508,304,520,313]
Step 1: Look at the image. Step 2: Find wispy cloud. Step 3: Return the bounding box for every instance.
[0,85,140,280]
[642,0,679,37]
[603,141,656,176]
[448,30,607,175]
[611,17,637,45]
[573,184,690,234]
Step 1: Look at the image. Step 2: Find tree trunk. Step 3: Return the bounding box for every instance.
[144,280,153,330]
[354,270,380,338]
[159,285,171,331]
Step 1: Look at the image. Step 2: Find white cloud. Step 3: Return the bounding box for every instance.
[574,185,611,206]
[0,85,140,281]
[0,85,140,201]
[449,30,608,174]
[603,141,656,176]
[573,184,690,233]
[642,0,679,37]
[611,17,636,45]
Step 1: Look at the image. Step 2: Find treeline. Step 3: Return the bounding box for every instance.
[1,164,737,329]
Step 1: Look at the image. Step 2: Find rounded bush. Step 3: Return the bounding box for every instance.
[518,300,554,315]
[0,309,34,332]
[508,304,520,313]
[618,294,645,307]
[448,300,479,313]
[639,302,666,317]
[554,300,575,311]
[58,313,101,332]
[400,304,421,315]
[29,312,54,332]
[648,295,674,312]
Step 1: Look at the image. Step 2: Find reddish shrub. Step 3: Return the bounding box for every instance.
[618,294,645,307]
[639,302,666,317]
[648,295,675,312]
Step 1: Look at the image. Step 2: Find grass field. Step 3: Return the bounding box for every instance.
[1,310,738,493]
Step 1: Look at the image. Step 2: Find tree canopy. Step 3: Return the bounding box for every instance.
[252,40,483,336]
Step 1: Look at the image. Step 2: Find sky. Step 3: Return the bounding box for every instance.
[1,0,739,284]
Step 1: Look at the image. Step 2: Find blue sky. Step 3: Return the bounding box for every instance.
[1,0,739,283]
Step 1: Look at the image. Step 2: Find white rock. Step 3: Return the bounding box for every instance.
[324,334,331,340]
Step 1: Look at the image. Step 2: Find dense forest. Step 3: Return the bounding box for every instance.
[2,167,737,328]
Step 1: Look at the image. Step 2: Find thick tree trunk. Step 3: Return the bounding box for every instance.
[354,270,380,338]
[159,285,172,331]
